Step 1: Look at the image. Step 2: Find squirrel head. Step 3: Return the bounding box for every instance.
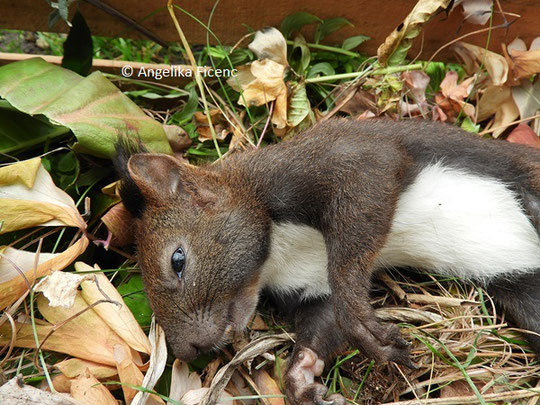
[115,146,270,361]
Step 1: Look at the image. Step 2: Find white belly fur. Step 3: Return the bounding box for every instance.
[260,163,540,298]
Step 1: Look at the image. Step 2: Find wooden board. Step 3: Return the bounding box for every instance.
[0,0,538,61]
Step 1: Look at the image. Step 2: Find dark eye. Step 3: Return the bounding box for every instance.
[171,247,186,278]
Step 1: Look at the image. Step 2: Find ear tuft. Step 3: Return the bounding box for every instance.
[113,137,148,218]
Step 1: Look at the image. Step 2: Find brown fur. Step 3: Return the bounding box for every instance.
[115,118,540,405]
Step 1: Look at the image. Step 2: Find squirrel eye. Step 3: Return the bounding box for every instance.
[171,247,186,278]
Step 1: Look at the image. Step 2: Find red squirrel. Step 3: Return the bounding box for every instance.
[115,118,540,405]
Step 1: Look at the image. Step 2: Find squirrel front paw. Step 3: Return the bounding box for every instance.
[285,347,346,405]
[342,314,416,369]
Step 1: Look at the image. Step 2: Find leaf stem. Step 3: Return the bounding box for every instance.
[305,62,423,83]
[285,40,361,57]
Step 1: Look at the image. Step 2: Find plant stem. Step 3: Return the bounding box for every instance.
[305,63,423,83]
[285,40,361,58]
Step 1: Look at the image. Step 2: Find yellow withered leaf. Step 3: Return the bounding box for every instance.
[75,262,151,355]
[70,369,117,405]
[55,358,118,379]
[254,369,285,405]
[0,292,132,366]
[452,41,508,86]
[0,236,89,310]
[169,359,202,403]
[115,344,145,405]
[36,270,93,308]
[0,157,86,234]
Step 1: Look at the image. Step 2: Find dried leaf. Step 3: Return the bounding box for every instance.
[248,28,288,67]
[182,388,234,405]
[70,369,117,405]
[114,344,145,404]
[55,358,118,379]
[0,236,89,309]
[511,79,540,121]
[0,375,77,405]
[168,359,202,404]
[132,319,167,405]
[0,158,86,234]
[400,70,431,116]
[0,292,132,366]
[101,203,135,247]
[452,41,508,85]
[76,262,151,355]
[507,124,540,148]
[253,370,285,405]
[52,374,74,393]
[35,271,92,308]
[435,71,476,122]
[163,124,191,153]
[477,84,513,121]
[453,0,493,25]
[377,0,453,66]
[506,38,540,80]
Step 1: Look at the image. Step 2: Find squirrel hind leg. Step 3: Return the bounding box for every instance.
[487,270,540,355]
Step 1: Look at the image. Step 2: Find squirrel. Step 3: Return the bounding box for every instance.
[114,118,540,405]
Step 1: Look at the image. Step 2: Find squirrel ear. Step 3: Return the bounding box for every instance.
[126,154,217,208]
[127,154,185,197]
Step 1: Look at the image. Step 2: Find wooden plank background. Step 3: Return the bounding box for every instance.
[0,1,538,61]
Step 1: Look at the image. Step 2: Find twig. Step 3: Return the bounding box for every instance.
[479,113,540,135]
[257,102,274,148]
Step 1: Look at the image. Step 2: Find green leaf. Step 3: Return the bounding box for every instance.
[0,100,70,155]
[461,117,480,133]
[342,35,370,51]
[307,62,335,78]
[171,86,199,125]
[424,61,446,93]
[280,12,322,39]
[0,58,172,158]
[291,35,311,75]
[62,11,93,76]
[117,275,153,328]
[42,150,80,190]
[314,17,353,43]
[288,83,311,127]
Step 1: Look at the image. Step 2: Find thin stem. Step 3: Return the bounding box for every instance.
[285,40,361,58]
[305,63,423,84]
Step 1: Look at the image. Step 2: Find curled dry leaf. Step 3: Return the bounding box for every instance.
[194,110,231,142]
[0,236,89,310]
[131,318,167,405]
[507,124,540,149]
[452,41,508,86]
[35,271,93,308]
[182,388,235,405]
[0,157,86,234]
[75,262,151,355]
[201,333,292,405]
[504,37,540,81]
[512,79,540,123]
[52,374,74,393]
[101,202,135,247]
[70,369,117,405]
[377,0,453,66]
[163,124,192,153]
[453,0,493,25]
[55,358,118,379]
[253,369,285,405]
[400,70,431,116]
[478,84,519,137]
[435,71,476,122]
[114,343,145,405]
[248,27,288,67]
[168,359,202,404]
[0,292,133,366]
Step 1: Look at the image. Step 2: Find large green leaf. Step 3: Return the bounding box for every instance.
[0,58,172,157]
[0,100,71,155]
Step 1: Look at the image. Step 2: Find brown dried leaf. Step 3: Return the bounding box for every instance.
[76,262,151,355]
[400,70,431,116]
[507,124,540,149]
[114,344,145,404]
[55,358,118,379]
[0,236,89,310]
[248,27,288,67]
[52,374,74,393]
[70,369,117,405]
[435,71,476,121]
[253,369,285,405]
[452,41,508,85]
[35,271,92,308]
[101,203,135,247]
[377,0,453,66]
[168,359,202,403]
[0,376,77,405]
